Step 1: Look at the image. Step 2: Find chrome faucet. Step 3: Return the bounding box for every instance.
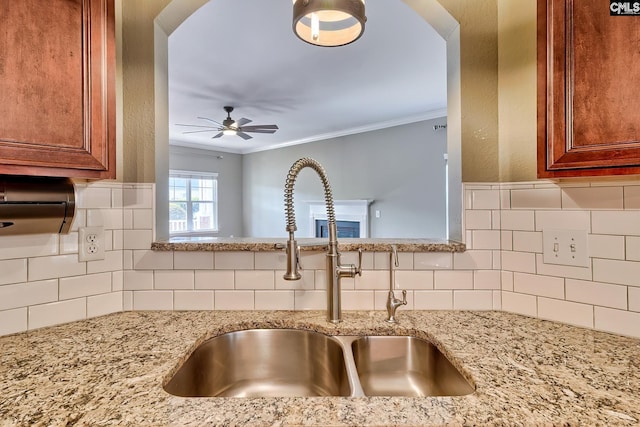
[283,157,362,323]
[386,245,407,323]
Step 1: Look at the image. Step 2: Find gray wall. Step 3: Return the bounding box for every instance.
[169,145,243,237]
[242,118,447,238]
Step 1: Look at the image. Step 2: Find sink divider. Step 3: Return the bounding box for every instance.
[333,336,366,397]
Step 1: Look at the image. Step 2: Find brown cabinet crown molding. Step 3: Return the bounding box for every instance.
[0,0,115,179]
[537,0,640,178]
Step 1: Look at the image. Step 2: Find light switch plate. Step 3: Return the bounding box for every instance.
[542,229,589,267]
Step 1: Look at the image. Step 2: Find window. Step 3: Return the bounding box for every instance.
[169,170,218,234]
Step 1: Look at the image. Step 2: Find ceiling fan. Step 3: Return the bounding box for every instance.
[176,106,279,140]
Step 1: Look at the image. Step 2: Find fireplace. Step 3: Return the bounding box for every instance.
[307,199,372,238]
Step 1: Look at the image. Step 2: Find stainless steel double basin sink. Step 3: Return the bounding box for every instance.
[164,329,474,398]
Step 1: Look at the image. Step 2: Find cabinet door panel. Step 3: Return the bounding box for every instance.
[0,0,114,179]
[538,0,640,177]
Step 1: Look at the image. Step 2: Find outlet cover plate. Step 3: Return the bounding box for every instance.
[78,226,105,262]
[542,229,589,267]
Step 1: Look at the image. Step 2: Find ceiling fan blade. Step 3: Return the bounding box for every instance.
[175,123,218,128]
[235,117,252,127]
[211,132,224,139]
[240,128,277,134]
[239,125,279,131]
[237,131,253,140]
[197,116,223,126]
[182,129,221,134]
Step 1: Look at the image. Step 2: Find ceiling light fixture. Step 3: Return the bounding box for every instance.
[292,0,366,47]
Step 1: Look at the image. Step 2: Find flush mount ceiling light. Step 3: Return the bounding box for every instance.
[292,0,366,47]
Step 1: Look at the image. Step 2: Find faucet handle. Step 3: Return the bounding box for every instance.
[355,248,363,276]
[400,289,408,305]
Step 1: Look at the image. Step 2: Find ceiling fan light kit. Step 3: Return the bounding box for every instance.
[176,106,279,141]
[292,0,366,47]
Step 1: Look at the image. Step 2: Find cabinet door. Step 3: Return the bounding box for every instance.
[0,0,115,179]
[538,0,640,178]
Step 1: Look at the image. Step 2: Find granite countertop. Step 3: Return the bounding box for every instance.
[151,237,466,252]
[1,310,639,426]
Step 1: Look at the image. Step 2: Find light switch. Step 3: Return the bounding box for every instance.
[542,229,589,267]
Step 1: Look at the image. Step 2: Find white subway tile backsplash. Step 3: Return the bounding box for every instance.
[214,291,254,310]
[501,291,537,317]
[453,291,493,310]
[501,251,536,274]
[513,273,565,299]
[28,255,85,282]
[394,270,434,290]
[470,230,501,250]
[123,187,154,209]
[0,259,28,285]
[491,210,501,230]
[299,252,326,270]
[87,250,123,274]
[123,230,153,250]
[133,209,154,230]
[0,280,58,311]
[154,270,194,290]
[434,270,473,290]
[624,185,640,209]
[465,210,492,230]
[0,308,27,335]
[174,252,214,270]
[112,271,123,291]
[594,307,640,338]
[627,236,640,261]
[501,211,535,231]
[133,291,173,310]
[123,291,133,311]
[59,232,79,255]
[414,252,452,270]
[174,291,214,310]
[0,234,58,260]
[123,209,134,230]
[536,254,592,281]
[501,271,514,291]
[195,270,235,290]
[235,270,275,290]
[565,279,627,310]
[453,250,492,270]
[355,270,389,290]
[133,250,174,270]
[374,252,413,270]
[473,270,501,289]
[123,270,154,290]
[562,187,624,210]
[501,231,513,251]
[214,252,254,270]
[255,252,287,270]
[414,290,453,310]
[535,211,590,232]
[294,290,325,310]
[255,291,295,310]
[59,273,112,300]
[341,252,374,270]
[87,208,123,229]
[512,231,543,253]
[537,297,593,329]
[593,258,640,287]
[588,234,625,260]
[77,186,111,209]
[87,292,123,318]
[629,287,640,312]
[471,190,500,209]
[342,290,374,310]
[29,298,87,330]
[592,211,640,236]
[511,188,561,209]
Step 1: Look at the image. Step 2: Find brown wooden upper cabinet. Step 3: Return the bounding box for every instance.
[0,0,115,179]
[538,0,640,178]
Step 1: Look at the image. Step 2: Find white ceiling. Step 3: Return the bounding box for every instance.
[168,0,447,154]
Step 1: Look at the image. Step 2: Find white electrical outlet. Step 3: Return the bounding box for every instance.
[542,229,589,267]
[78,226,105,261]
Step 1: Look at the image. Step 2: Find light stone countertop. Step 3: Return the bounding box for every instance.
[1,310,639,426]
[151,237,466,252]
